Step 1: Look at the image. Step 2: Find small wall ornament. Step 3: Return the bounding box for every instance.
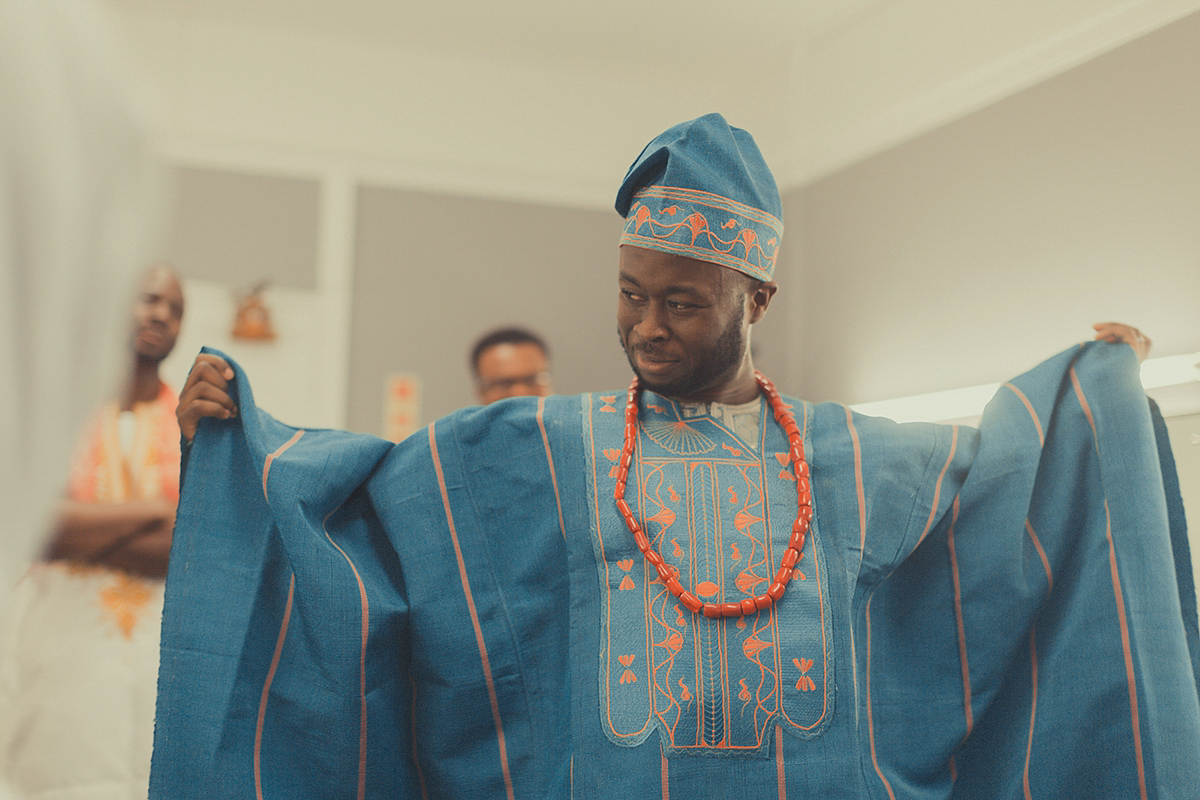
[231,281,277,341]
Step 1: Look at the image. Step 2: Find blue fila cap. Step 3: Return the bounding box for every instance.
[615,113,783,282]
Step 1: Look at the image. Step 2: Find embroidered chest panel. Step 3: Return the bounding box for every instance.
[584,392,834,756]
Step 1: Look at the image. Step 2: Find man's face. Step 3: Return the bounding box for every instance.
[131,267,184,364]
[617,245,758,402]
[475,342,552,404]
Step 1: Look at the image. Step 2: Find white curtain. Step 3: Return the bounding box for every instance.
[0,0,161,599]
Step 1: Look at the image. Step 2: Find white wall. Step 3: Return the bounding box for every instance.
[782,11,1200,407]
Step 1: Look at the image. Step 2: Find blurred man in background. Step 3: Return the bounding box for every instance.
[1,265,183,800]
[470,326,554,405]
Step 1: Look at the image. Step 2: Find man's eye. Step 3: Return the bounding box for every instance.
[668,301,695,311]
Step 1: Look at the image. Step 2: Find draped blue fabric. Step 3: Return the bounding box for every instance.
[151,343,1199,799]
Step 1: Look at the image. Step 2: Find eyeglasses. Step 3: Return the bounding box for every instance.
[477,371,553,394]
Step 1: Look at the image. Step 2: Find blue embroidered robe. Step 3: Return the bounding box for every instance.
[150,343,1200,799]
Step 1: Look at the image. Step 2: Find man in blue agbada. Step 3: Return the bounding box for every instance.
[154,114,1200,799]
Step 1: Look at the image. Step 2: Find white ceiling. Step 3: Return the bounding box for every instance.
[101,0,1200,205]
[104,0,892,82]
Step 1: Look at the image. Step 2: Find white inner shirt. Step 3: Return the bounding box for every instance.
[678,397,763,450]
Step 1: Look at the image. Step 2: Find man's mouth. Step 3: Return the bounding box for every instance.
[634,349,679,371]
[137,325,167,345]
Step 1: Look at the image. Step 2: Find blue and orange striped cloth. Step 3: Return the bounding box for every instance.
[152,342,1199,799]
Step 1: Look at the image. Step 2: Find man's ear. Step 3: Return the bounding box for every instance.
[748,281,778,324]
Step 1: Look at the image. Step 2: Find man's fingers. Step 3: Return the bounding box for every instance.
[181,380,238,414]
[183,355,235,392]
[1091,322,1151,362]
[178,354,239,442]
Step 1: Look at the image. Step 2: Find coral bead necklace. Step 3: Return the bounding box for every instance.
[614,372,813,618]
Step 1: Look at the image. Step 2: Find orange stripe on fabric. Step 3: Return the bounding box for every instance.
[321,511,370,800]
[255,573,295,800]
[1003,383,1044,446]
[1023,626,1040,800]
[917,426,959,546]
[427,423,516,800]
[661,753,669,800]
[864,599,897,800]
[775,724,787,799]
[537,397,567,541]
[1025,521,1053,593]
[261,430,305,498]
[1070,367,1148,800]
[947,497,973,737]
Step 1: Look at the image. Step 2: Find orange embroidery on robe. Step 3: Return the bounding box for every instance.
[734,508,762,532]
[618,559,637,590]
[600,396,619,413]
[793,658,816,692]
[722,218,739,230]
[735,570,765,595]
[661,205,679,216]
[592,391,831,753]
[642,418,717,455]
[743,636,773,660]
[619,655,638,684]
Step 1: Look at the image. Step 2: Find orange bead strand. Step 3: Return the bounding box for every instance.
[615,372,813,618]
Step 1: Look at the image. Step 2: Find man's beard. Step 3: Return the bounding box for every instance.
[620,305,745,400]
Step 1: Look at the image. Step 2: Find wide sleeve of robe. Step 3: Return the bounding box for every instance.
[862,342,1200,799]
[150,349,574,799]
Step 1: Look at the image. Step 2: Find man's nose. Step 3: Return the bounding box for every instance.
[633,303,669,341]
[148,300,171,321]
